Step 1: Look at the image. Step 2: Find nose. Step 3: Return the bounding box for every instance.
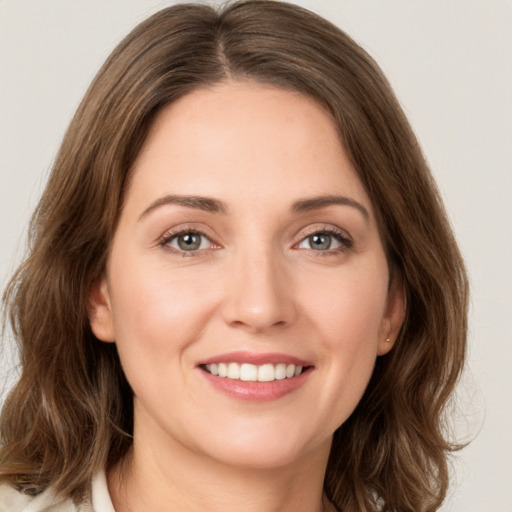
[221,246,297,333]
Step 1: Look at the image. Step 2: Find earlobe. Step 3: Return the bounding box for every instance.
[377,274,405,356]
[88,277,116,342]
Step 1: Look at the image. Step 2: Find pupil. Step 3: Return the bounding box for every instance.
[310,234,331,250]
[178,233,200,250]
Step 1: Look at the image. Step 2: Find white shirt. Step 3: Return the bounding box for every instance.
[91,471,115,512]
[0,470,115,512]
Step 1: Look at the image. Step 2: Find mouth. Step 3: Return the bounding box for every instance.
[197,352,313,401]
[201,362,307,382]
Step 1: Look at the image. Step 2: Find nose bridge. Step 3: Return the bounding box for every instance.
[222,236,295,332]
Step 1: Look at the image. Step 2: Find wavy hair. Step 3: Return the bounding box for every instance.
[1,2,468,510]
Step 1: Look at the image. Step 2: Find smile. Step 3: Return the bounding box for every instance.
[198,352,313,401]
[203,362,304,382]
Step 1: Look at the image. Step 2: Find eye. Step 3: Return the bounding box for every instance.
[296,228,353,252]
[163,230,213,252]
[298,233,341,251]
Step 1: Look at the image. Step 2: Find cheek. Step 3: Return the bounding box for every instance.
[298,261,389,422]
[107,257,219,387]
[301,261,389,345]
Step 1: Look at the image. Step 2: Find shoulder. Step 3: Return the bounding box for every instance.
[0,481,93,512]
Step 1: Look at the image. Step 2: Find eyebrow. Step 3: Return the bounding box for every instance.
[292,195,369,220]
[138,193,369,222]
[138,194,228,221]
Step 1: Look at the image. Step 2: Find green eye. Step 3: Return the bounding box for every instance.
[298,232,343,251]
[178,233,202,250]
[307,234,333,250]
[166,232,211,251]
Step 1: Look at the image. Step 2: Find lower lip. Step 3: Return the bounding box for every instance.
[199,368,311,402]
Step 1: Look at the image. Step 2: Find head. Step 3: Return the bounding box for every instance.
[1,2,468,511]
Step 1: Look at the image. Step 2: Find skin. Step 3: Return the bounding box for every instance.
[89,80,404,512]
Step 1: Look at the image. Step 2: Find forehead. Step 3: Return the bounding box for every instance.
[128,80,372,215]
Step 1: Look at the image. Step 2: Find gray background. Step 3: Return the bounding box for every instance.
[1,1,511,510]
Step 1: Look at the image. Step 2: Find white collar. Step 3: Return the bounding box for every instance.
[91,471,116,512]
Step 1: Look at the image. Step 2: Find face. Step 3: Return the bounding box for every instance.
[90,81,403,471]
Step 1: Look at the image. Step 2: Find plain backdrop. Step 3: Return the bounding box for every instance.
[1,1,511,510]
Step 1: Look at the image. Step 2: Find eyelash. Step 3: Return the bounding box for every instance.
[159,228,217,257]
[298,226,354,252]
[159,226,354,256]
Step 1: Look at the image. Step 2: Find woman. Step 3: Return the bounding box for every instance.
[0,1,468,511]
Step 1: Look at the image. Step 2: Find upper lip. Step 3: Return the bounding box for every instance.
[197,351,312,367]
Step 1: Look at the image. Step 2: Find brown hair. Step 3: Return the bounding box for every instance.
[1,1,468,510]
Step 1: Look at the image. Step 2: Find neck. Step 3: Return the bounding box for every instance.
[108,412,335,512]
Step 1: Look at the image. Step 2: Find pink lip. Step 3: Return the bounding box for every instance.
[197,351,314,402]
[199,367,312,402]
[198,351,312,367]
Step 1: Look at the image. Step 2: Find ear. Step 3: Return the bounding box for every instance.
[88,277,116,342]
[377,272,405,356]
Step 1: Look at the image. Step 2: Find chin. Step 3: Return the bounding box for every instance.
[188,418,334,471]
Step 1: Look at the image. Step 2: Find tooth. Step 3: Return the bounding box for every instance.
[227,362,240,379]
[258,364,275,382]
[240,363,258,382]
[209,361,304,380]
[275,363,287,380]
[218,363,228,377]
